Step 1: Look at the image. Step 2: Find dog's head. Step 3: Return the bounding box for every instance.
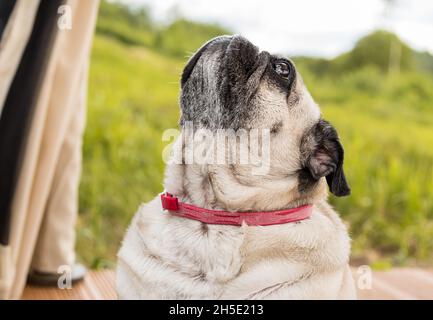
[179,35,349,206]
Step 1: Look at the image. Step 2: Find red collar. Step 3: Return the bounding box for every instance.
[161,192,312,226]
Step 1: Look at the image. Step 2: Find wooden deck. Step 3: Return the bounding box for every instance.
[21,268,433,300]
[355,268,433,300]
[22,270,117,300]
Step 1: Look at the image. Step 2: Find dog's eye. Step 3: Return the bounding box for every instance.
[272,61,291,79]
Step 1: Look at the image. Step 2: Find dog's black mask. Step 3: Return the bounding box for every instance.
[300,119,351,197]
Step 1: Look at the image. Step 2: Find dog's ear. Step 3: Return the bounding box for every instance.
[328,137,350,196]
[304,121,351,197]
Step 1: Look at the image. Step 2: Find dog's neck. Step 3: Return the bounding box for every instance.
[163,134,328,212]
[164,162,327,212]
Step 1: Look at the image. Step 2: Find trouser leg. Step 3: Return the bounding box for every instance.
[31,63,87,273]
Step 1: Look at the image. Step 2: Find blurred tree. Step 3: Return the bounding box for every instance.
[99,0,152,29]
[341,30,413,73]
[96,0,154,46]
[156,19,230,57]
[96,1,230,58]
[382,0,401,74]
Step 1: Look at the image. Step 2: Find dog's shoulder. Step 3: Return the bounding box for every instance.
[241,201,351,271]
[117,196,161,265]
[117,196,353,299]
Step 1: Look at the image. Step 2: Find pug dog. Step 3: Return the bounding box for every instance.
[116,35,356,299]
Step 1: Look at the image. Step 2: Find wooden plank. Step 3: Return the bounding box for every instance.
[21,268,433,300]
[21,270,117,300]
[373,268,433,300]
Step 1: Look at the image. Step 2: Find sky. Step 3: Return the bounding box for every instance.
[119,0,433,58]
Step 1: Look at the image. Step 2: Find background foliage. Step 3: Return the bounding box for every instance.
[77,0,433,269]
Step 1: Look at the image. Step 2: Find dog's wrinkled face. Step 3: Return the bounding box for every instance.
[180,35,350,197]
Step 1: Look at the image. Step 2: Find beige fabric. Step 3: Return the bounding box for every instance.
[0,0,41,300]
[0,245,13,298]
[0,0,99,299]
[31,59,88,273]
[0,0,41,115]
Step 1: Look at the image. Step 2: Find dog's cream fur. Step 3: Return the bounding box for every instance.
[117,129,356,299]
[117,174,356,299]
[116,37,356,299]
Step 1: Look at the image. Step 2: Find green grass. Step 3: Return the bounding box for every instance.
[300,66,433,266]
[78,33,433,268]
[323,102,433,265]
[77,36,183,268]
